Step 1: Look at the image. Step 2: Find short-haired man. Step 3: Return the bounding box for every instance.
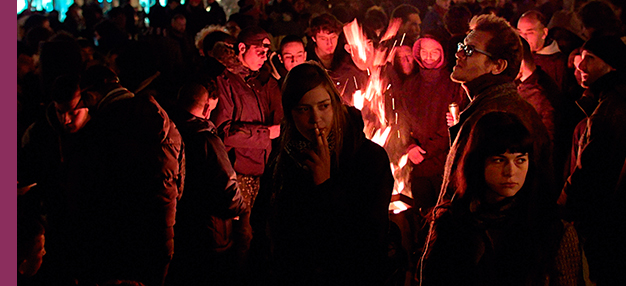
[438,13,554,210]
[561,36,626,285]
[517,10,568,90]
[269,35,307,85]
[306,13,343,70]
[167,80,250,285]
[210,26,282,211]
[421,15,555,284]
[391,4,422,46]
[278,35,307,72]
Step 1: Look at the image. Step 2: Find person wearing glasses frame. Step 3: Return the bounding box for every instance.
[420,13,556,284]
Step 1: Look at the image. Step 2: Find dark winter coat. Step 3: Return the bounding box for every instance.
[563,71,626,284]
[420,196,562,286]
[516,66,559,140]
[252,107,394,285]
[533,50,567,91]
[65,88,185,284]
[170,107,248,253]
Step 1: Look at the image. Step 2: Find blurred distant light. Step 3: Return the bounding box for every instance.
[18,0,26,14]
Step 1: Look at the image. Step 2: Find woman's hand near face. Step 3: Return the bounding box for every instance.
[303,124,331,185]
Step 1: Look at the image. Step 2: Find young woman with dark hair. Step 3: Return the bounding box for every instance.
[418,111,565,286]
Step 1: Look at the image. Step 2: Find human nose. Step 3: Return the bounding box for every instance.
[455,48,464,59]
[578,57,587,71]
[310,108,322,124]
[502,162,514,177]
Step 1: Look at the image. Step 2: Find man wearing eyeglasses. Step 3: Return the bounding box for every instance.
[419,14,557,285]
[435,14,555,213]
[210,26,282,239]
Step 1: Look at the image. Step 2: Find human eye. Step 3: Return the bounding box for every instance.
[515,154,529,164]
[318,103,331,110]
[294,106,310,113]
[488,156,504,163]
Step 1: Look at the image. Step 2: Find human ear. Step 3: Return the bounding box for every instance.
[491,59,508,75]
[344,44,352,54]
[278,54,283,63]
[238,42,247,54]
[541,27,548,40]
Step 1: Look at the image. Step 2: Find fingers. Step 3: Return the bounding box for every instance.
[315,124,323,146]
[314,124,329,151]
[446,112,454,127]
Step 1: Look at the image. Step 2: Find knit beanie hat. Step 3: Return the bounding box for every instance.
[582,36,626,70]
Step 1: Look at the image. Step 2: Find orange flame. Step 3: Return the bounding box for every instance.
[342,19,413,211]
[343,19,370,64]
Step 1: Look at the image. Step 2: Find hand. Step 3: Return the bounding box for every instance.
[269,125,281,139]
[446,112,455,127]
[408,145,426,165]
[303,124,331,185]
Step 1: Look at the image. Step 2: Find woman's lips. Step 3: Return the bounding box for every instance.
[500,183,518,188]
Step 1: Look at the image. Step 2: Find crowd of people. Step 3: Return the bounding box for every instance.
[17,0,626,285]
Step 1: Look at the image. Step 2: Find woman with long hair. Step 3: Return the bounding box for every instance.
[251,61,394,285]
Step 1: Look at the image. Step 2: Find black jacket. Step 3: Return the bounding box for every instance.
[64,89,185,283]
[170,107,248,252]
[252,107,394,285]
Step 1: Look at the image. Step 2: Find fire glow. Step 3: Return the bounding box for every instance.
[343,19,412,213]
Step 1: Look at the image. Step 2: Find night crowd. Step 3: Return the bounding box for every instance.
[16,0,626,285]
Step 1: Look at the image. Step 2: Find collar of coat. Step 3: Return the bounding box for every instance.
[463,73,512,100]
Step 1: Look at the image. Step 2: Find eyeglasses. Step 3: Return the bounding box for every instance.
[457,42,494,58]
